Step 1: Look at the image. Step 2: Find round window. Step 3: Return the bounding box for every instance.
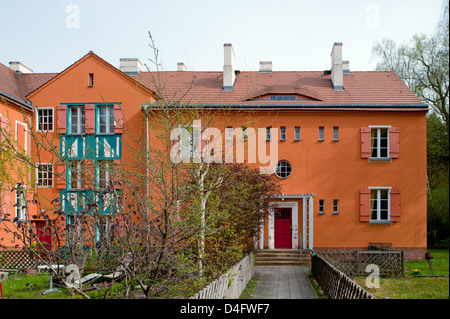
[275,161,292,179]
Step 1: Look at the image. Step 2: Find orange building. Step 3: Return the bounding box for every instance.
[0,42,428,259]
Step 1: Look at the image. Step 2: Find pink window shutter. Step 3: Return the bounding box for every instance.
[390,127,400,158]
[57,104,67,134]
[85,104,96,134]
[390,188,401,222]
[56,163,66,189]
[0,116,9,142]
[114,104,123,134]
[360,127,371,159]
[360,188,371,222]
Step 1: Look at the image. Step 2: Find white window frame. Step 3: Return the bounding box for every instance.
[333,199,339,214]
[266,127,272,141]
[369,187,391,222]
[98,106,114,134]
[319,199,325,215]
[70,106,85,134]
[369,125,391,159]
[226,127,233,141]
[294,127,301,141]
[274,160,292,179]
[333,126,339,141]
[36,107,54,132]
[36,163,54,188]
[318,126,324,141]
[280,127,286,141]
[15,184,27,221]
[98,161,114,189]
[69,161,84,189]
[15,120,28,155]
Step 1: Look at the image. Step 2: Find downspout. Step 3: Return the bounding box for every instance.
[142,101,154,220]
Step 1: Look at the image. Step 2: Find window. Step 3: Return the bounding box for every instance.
[98,106,114,134]
[99,161,114,189]
[370,188,390,221]
[69,161,84,189]
[318,126,324,141]
[333,199,339,215]
[226,127,233,141]
[37,164,53,188]
[70,106,85,134]
[280,127,286,141]
[275,160,292,178]
[266,127,272,141]
[37,108,54,132]
[269,95,296,101]
[15,185,26,221]
[371,127,389,158]
[294,127,301,141]
[89,73,94,87]
[333,127,339,141]
[319,199,325,215]
[242,126,248,141]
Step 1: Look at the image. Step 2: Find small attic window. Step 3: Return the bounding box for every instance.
[270,95,296,101]
[88,73,94,87]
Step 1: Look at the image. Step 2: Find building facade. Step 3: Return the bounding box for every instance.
[0,43,428,259]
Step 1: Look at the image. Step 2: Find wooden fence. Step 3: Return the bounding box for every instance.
[0,250,36,270]
[190,253,255,299]
[311,253,376,299]
[316,249,405,278]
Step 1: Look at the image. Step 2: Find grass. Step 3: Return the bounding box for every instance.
[354,249,449,299]
[1,273,71,299]
[239,274,260,299]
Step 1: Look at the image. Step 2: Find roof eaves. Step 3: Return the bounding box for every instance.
[0,90,33,111]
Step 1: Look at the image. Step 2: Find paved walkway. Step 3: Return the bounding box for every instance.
[250,266,317,299]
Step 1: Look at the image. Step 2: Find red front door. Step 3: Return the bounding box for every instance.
[274,208,292,249]
[35,221,52,249]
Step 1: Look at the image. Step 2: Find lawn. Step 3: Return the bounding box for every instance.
[1,273,71,299]
[354,249,449,299]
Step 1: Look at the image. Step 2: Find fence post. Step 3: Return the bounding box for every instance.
[355,250,359,277]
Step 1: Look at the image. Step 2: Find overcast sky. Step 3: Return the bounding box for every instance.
[0,0,444,73]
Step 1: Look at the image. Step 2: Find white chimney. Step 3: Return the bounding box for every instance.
[223,43,235,90]
[330,42,344,90]
[120,58,143,75]
[259,61,272,73]
[9,61,33,74]
[343,60,350,74]
[177,62,187,71]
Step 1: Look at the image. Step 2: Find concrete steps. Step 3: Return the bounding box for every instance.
[255,249,312,267]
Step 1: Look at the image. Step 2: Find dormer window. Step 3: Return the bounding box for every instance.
[269,95,297,101]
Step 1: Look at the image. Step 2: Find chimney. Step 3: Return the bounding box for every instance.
[330,42,344,90]
[9,61,33,74]
[343,60,350,74]
[223,43,236,90]
[120,58,143,75]
[259,61,273,73]
[177,62,187,71]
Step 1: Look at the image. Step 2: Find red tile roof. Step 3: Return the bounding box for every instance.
[133,70,426,108]
[0,62,56,106]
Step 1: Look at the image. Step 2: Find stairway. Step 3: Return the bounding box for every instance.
[255,249,312,267]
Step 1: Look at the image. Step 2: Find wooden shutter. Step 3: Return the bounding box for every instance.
[390,127,400,159]
[56,163,66,189]
[114,104,123,134]
[360,188,371,222]
[390,188,401,222]
[360,127,371,159]
[57,104,67,134]
[113,159,123,189]
[84,160,95,189]
[85,104,96,134]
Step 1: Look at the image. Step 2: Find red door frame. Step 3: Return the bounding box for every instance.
[274,208,292,249]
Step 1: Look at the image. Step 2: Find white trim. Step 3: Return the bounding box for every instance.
[36,163,54,188]
[35,107,54,132]
[268,201,299,249]
[368,126,391,159]
[15,120,28,155]
[368,187,392,221]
